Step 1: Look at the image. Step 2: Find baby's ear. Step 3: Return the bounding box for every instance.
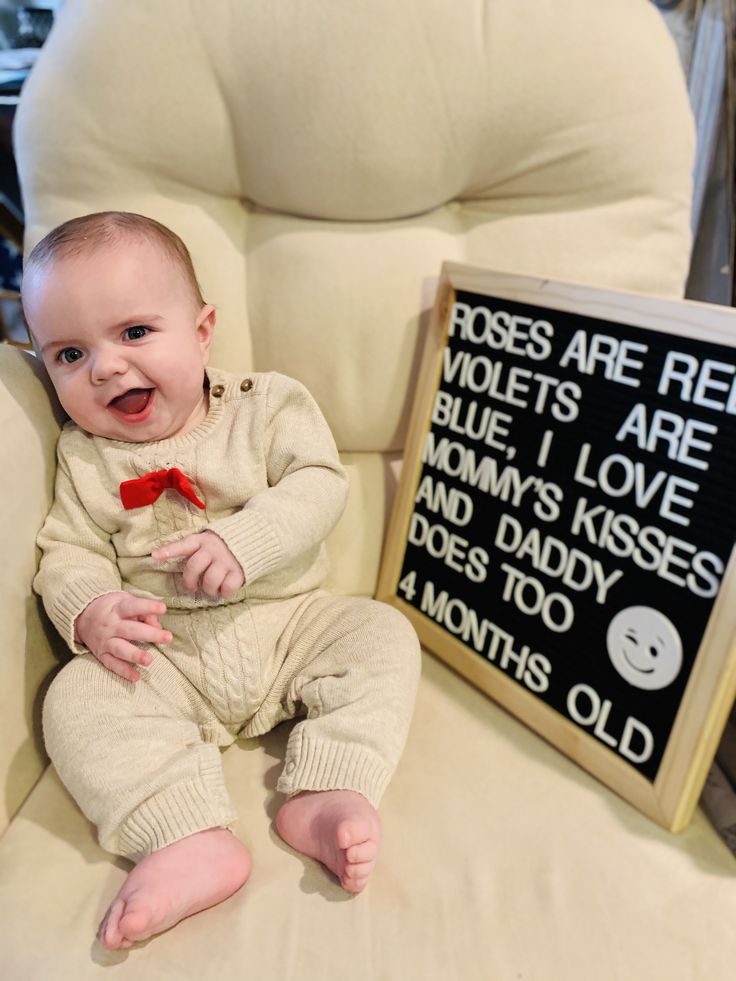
[196,303,216,356]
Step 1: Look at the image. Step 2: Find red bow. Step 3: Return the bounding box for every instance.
[120,468,206,510]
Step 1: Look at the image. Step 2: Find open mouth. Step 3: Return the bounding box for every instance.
[107,388,154,419]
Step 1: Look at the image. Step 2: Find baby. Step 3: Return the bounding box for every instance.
[23,212,420,950]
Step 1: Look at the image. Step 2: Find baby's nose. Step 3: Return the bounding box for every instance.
[91,346,128,382]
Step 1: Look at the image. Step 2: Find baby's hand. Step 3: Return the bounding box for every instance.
[74,592,171,683]
[152,530,245,600]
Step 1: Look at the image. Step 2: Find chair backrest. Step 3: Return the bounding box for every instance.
[14,0,694,595]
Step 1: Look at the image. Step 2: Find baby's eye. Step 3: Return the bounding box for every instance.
[124,325,149,341]
[58,347,84,365]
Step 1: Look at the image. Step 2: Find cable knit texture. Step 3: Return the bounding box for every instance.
[36,368,421,857]
[35,368,348,637]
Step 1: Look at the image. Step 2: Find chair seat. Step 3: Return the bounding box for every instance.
[1,651,733,980]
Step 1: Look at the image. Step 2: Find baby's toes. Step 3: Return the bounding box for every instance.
[341,863,373,893]
[98,898,128,950]
[345,840,378,865]
[119,901,157,943]
[344,859,374,880]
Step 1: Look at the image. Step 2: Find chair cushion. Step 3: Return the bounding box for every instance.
[15,0,694,453]
[1,653,734,980]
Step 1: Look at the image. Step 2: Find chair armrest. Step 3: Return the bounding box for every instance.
[0,345,65,832]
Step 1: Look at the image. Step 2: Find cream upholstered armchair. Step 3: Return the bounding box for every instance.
[2,2,735,979]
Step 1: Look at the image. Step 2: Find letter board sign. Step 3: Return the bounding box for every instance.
[377,263,736,831]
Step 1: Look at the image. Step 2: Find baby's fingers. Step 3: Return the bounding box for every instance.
[181,550,213,595]
[202,562,228,599]
[106,637,155,668]
[119,619,172,647]
[118,596,167,621]
[96,648,147,684]
[138,613,164,630]
[220,570,244,600]
[152,536,201,562]
[100,657,141,684]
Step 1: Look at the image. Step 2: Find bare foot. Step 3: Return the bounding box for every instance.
[275,789,381,893]
[98,828,251,950]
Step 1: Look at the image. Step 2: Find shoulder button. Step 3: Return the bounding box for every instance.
[240,378,253,393]
[210,384,225,398]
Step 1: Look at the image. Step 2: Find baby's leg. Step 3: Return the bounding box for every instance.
[252,595,420,891]
[43,652,248,948]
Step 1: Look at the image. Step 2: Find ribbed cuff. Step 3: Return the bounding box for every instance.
[277,731,392,809]
[50,576,122,655]
[114,757,237,861]
[209,508,282,585]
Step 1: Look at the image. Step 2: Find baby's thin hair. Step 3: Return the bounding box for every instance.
[23,211,205,306]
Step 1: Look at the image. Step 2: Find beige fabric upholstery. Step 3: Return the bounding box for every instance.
[3,655,736,980]
[0,345,64,834]
[3,1,734,978]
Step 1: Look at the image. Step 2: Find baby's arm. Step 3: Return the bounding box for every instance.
[210,374,348,583]
[154,375,347,595]
[35,446,169,677]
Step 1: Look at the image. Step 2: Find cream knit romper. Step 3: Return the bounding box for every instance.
[36,369,420,860]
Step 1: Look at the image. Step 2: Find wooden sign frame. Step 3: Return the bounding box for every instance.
[377,263,736,832]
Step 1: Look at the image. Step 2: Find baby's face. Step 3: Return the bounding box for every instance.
[24,239,215,442]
